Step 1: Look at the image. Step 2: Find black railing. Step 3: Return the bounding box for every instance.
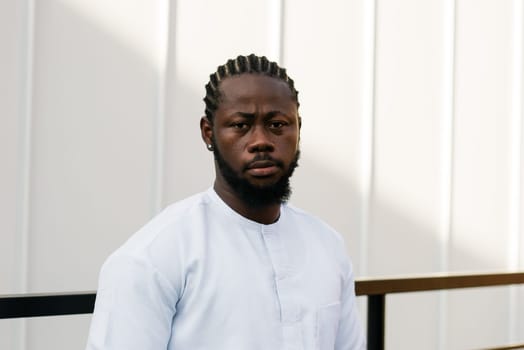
[355,271,524,350]
[1,271,523,349]
[0,291,95,319]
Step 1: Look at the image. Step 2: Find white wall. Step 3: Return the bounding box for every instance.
[1,0,523,349]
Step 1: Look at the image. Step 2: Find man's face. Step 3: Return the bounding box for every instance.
[206,74,301,206]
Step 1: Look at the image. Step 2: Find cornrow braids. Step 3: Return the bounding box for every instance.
[203,54,299,123]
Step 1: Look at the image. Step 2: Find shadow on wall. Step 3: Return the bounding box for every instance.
[293,155,520,349]
[4,1,521,350]
[5,1,163,350]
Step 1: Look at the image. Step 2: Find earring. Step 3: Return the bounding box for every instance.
[206,144,214,151]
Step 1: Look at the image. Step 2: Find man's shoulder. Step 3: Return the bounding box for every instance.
[112,190,213,256]
[282,203,352,273]
[160,190,211,220]
[145,190,212,230]
[282,203,343,242]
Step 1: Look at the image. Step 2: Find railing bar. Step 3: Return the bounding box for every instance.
[367,294,385,350]
[478,344,524,350]
[0,292,96,319]
[356,272,524,295]
[0,270,522,350]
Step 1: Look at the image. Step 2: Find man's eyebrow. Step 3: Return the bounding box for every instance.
[229,110,292,119]
[265,110,290,118]
[235,112,255,118]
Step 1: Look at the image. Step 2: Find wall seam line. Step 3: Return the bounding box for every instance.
[268,0,284,65]
[438,0,457,349]
[16,0,35,348]
[359,0,377,280]
[279,0,285,66]
[152,0,171,215]
[508,0,523,343]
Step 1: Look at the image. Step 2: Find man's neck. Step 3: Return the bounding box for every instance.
[213,182,281,225]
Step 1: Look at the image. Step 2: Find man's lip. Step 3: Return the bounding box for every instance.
[247,160,277,169]
[245,160,280,177]
[247,165,279,177]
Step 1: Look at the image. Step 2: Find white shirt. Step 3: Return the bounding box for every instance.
[86,188,365,350]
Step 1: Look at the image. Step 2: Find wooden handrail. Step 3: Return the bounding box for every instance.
[354,271,524,350]
[479,344,524,350]
[355,271,524,295]
[1,271,522,350]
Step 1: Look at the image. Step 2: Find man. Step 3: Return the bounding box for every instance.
[86,54,365,349]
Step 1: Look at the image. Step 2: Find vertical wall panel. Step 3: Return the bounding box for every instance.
[448,0,514,348]
[28,0,160,292]
[0,1,28,349]
[26,1,164,348]
[27,315,92,350]
[371,0,448,347]
[284,0,368,272]
[371,0,446,275]
[0,0,25,296]
[163,0,277,205]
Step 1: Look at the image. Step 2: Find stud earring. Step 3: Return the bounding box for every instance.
[206,144,214,151]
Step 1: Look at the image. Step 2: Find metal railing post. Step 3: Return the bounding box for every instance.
[367,294,385,350]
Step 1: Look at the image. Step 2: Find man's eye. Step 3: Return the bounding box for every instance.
[232,122,248,129]
[269,121,285,128]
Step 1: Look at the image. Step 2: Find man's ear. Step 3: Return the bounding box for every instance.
[200,116,213,147]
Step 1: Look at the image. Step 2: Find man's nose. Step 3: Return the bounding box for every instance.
[247,125,274,153]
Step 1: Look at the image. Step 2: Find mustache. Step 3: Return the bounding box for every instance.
[243,154,284,171]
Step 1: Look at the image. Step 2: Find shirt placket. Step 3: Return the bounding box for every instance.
[260,226,303,350]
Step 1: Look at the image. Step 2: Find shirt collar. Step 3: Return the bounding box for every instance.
[205,187,285,231]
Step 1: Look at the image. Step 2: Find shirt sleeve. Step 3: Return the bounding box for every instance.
[335,259,366,350]
[86,253,179,350]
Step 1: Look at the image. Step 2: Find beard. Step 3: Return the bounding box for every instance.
[211,138,300,208]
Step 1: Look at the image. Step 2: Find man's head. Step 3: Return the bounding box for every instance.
[203,54,299,124]
[201,55,301,208]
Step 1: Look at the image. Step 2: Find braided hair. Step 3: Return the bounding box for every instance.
[203,54,299,123]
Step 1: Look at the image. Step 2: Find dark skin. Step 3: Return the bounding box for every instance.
[200,74,301,224]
